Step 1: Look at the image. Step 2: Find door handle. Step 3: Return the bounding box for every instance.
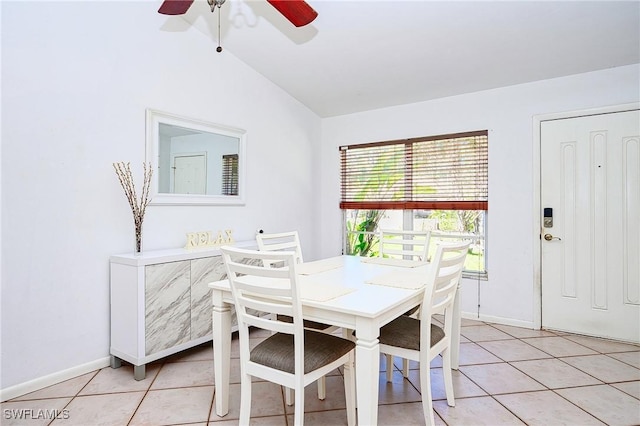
[544,234,561,241]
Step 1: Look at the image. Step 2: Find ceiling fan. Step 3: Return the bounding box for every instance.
[158,0,318,27]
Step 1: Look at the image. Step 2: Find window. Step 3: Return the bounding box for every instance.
[340,131,488,276]
[221,154,239,196]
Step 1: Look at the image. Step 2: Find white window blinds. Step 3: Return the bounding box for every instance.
[340,130,488,210]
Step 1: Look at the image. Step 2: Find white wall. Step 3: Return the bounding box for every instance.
[317,64,640,326]
[1,1,320,391]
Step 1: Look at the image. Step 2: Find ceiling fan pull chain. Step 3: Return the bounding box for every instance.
[206,0,225,53]
[216,3,223,53]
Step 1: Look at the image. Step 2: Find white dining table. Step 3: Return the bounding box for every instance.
[208,254,463,425]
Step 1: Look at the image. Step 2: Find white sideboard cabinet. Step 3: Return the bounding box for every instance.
[109,241,254,380]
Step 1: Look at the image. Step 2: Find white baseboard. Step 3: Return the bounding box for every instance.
[1,357,111,402]
[2,312,536,402]
[461,311,536,330]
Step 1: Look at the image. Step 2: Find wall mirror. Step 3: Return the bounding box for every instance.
[145,109,246,205]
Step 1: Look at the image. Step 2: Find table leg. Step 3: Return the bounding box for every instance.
[451,282,462,369]
[213,296,232,417]
[354,326,380,426]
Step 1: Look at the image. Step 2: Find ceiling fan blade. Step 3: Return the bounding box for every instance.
[158,0,195,15]
[266,0,318,27]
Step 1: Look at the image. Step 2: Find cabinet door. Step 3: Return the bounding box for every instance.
[191,257,227,339]
[145,261,191,355]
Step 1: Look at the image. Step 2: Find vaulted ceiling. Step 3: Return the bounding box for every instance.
[167,0,640,117]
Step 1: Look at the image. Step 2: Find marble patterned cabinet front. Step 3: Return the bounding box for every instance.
[110,242,252,380]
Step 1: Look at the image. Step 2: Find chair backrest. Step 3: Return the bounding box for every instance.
[419,241,470,336]
[220,246,303,337]
[220,246,309,385]
[256,231,304,267]
[379,229,431,262]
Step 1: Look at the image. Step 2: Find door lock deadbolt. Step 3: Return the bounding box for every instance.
[543,207,553,228]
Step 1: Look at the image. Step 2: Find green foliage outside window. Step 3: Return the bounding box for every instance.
[345,209,486,273]
[345,210,383,257]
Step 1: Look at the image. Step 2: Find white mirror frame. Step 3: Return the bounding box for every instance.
[145,109,246,206]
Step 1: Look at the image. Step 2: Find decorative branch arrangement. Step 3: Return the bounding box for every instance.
[113,162,153,253]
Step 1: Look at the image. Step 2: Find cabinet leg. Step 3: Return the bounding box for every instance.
[110,356,122,369]
[134,365,146,381]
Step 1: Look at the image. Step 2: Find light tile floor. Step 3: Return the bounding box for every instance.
[3,318,639,425]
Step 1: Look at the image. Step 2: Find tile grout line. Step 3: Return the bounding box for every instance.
[46,369,101,426]
[453,330,613,426]
[126,361,163,426]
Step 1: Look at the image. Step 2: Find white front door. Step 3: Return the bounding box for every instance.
[173,154,207,195]
[541,109,640,343]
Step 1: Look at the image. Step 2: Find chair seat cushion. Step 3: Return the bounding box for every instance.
[251,330,355,374]
[276,314,333,331]
[378,315,445,351]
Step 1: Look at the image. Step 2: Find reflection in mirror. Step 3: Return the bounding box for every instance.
[146,109,246,205]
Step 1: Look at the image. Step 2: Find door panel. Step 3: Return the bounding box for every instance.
[173,154,206,194]
[541,110,640,343]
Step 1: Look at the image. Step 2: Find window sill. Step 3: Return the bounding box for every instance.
[462,271,488,281]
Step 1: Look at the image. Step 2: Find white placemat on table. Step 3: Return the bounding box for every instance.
[299,276,356,301]
[296,256,345,275]
[366,271,427,289]
[360,257,426,268]
[236,275,355,302]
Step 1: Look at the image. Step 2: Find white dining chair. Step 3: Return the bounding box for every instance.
[379,229,431,261]
[379,229,431,377]
[378,240,470,426]
[220,246,356,426]
[256,230,339,403]
[256,231,304,267]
